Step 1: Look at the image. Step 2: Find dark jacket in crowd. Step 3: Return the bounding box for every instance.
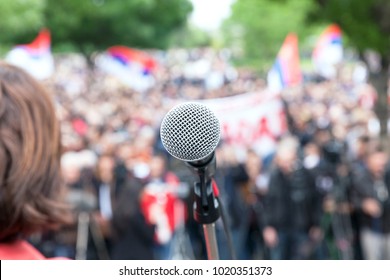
[351,165,390,234]
[110,180,156,260]
[263,163,321,232]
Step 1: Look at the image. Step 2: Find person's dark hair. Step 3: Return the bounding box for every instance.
[0,62,69,242]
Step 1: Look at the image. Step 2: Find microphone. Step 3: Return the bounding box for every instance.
[160,102,220,165]
[160,102,221,219]
[160,102,233,260]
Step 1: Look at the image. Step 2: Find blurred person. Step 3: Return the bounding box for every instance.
[239,149,269,259]
[303,141,354,260]
[140,153,185,259]
[38,151,98,260]
[262,136,322,259]
[212,144,237,260]
[88,153,130,259]
[346,134,371,259]
[351,146,390,259]
[115,141,137,171]
[54,152,92,259]
[214,145,251,259]
[129,127,157,180]
[110,180,156,260]
[0,62,70,259]
[314,127,355,257]
[217,147,268,260]
[348,135,371,172]
[96,155,157,260]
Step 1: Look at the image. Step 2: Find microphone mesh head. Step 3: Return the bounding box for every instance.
[160,102,220,162]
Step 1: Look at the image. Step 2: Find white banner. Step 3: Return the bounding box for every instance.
[202,91,287,157]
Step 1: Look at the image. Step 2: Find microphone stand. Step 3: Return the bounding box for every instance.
[187,154,220,260]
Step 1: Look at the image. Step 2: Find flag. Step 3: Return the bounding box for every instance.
[267,33,302,93]
[312,24,343,79]
[96,46,157,92]
[5,29,54,80]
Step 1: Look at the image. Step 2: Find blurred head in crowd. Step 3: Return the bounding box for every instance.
[0,62,69,242]
[314,126,332,147]
[96,154,116,184]
[366,146,388,178]
[353,135,370,161]
[61,152,82,185]
[303,142,321,169]
[149,153,168,180]
[245,149,262,180]
[274,136,299,174]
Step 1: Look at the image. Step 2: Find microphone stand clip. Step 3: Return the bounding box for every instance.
[187,153,220,260]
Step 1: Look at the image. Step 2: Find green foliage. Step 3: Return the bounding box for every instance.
[309,0,390,57]
[45,0,193,53]
[0,0,193,54]
[223,0,315,70]
[308,0,390,138]
[170,24,212,48]
[0,0,46,43]
[223,0,390,70]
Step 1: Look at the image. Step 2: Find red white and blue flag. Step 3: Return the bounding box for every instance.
[267,33,302,92]
[6,29,54,80]
[96,46,157,92]
[312,24,343,79]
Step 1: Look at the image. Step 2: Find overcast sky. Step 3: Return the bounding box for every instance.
[189,0,235,31]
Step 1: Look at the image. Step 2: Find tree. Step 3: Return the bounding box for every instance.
[171,24,212,48]
[223,0,315,71]
[0,0,45,44]
[310,0,390,138]
[225,0,390,138]
[0,0,193,55]
[44,0,193,54]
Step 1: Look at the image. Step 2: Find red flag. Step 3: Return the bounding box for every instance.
[21,28,51,55]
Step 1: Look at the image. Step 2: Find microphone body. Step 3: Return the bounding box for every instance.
[160,102,226,260]
[160,102,221,224]
[160,102,220,163]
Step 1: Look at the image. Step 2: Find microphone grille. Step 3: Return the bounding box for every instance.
[160,102,220,162]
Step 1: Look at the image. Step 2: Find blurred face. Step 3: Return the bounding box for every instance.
[276,150,297,174]
[149,156,166,179]
[354,139,369,159]
[116,143,135,162]
[303,143,320,169]
[304,142,320,157]
[62,166,81,185]
[98,156,115,183]
[367,152,388,178]
[315,130,331,146]
[246,152,262,179]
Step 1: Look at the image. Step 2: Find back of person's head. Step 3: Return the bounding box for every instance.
[0,62,69,242]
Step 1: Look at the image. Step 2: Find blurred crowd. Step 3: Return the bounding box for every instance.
[29,47,390,260]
